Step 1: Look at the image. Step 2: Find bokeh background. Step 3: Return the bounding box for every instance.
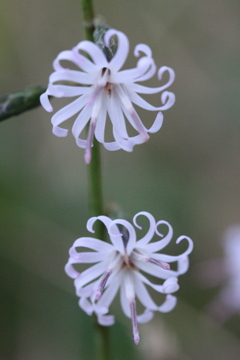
[1,0,240,359]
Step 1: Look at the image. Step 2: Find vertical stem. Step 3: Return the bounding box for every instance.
[81,1,110,360]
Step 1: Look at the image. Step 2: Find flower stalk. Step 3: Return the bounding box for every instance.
[81,1,110,359]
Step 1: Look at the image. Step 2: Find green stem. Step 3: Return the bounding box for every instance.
[0,85,46,122]
[81,1,110,360]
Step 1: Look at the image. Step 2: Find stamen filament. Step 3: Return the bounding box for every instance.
[95,269,112,300]
[147,257,170,270]
[130,299,140,344]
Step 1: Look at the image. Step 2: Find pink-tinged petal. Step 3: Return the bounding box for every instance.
[97,314,115,326]
[49,69,95,85]
[74,40,108,68]
[51,95,89,134]
[134,44,152,58]
[128,66,175,94]
[74,261,108,292]
[72,46,101,73]
[158,295,177,313]
[112,57,154,83]
[106,30,129,72]
[108,219,136,255]
[72,105,92,141]
[133,212,156,246]
[94,95,121,151]
[70,237,113,257]
[87,216,125,255]
[147,112,164,133]
[127,88,175,111]
[48,84,90,98]
[107,90,129,139]
[53,50,83,71]
[137,309,154,324]
[40,91,53,112]
[115,86,149,142]
[143,220,173,253]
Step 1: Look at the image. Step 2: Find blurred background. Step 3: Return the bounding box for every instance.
[1,0,240,359]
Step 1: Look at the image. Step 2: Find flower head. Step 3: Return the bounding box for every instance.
[65,211,193,344]
[41,29,175,163]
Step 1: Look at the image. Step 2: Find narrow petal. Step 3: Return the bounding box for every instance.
[79,297,94,315]
[133,272,158,310]
[137,309,154,324]
[87,216,125,255]
[142,220,173,253]
[97,314,115,326]
[49,69,95,85]
[70,237,113,258]
[64,259,80,279]
[112,57,154,84]
[134,44,152,58]
[40,91,53,112]
[133,211,156,246]
[106,30,129,72]
[135,260,185,280]
[74,261,108,292]
[74,40,108,68]
[162,278,179,293]
[127,88,175,111]
[108,219,136,255]
[97,272,122,309]
[51,94,89,136]
[53,50,85,71]
[72,104,92,142]
[48,84,90,98]
[158,295,177,313]
[128,66,175,94]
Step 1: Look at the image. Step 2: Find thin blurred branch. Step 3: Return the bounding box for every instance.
[0,85,46,122]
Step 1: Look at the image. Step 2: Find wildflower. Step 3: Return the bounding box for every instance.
[200,225,240,321]
[40,29,175,163]
[65,211,193,344]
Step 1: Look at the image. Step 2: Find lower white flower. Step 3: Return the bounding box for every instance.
[65,211,193,344]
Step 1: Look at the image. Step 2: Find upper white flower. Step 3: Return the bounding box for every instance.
[65,211,193,344]
[40,29,175,163]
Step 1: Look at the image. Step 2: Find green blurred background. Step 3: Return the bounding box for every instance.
[1,0,240,359]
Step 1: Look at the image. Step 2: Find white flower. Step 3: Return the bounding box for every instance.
[40,29,175,163]
[65,211,193,344]
[202,225,240,321]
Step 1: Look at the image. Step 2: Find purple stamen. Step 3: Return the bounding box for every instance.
[95,270,112,300]
[130,299,140,344]
[147,257,170,270]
